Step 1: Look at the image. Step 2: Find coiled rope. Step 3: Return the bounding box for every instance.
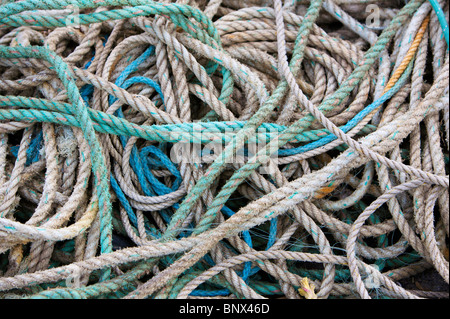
[0,0,448,299]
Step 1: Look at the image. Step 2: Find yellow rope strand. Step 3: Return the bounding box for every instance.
[313,15,431,200]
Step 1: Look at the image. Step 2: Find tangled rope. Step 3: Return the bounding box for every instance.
[0,0,448,299]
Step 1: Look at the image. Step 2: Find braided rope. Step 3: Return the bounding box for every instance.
[0,0,448,300]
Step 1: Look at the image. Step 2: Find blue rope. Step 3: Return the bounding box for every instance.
[79,39,276,297]
[10,129,43,165]
[110,175,160,239]
[278,58,414,156]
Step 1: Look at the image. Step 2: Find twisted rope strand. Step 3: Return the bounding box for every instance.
[0,0,448,300]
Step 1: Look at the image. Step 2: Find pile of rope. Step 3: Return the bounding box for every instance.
[0,0,448,299]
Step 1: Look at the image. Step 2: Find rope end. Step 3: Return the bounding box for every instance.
[298,277,317,299]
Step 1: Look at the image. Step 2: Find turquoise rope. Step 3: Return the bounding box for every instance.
[428,0,449,48]
[278,56,414,156]
[0,45,113,281]
[0,97,377,145]
[10,129,43,166]
[0,0,236,106]
[0,1,220,44]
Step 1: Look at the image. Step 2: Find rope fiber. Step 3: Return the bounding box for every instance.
[0,0,448,299]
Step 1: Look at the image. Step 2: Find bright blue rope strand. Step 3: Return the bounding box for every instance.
[278,58,414,156]
[428,0,449,48]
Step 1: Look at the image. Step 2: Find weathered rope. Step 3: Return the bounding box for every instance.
[0,0,448,299]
